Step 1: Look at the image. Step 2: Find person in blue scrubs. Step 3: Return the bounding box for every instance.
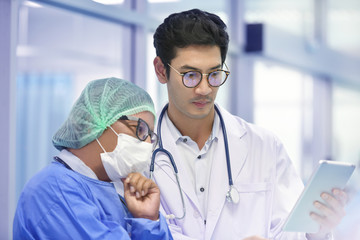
[13,77,173,240]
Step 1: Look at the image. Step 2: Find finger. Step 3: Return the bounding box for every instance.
[121,178,134,198]
[124,173,136,185]
[134,176,147,198]
[313,201,336,220]
[332,188,348,206]
[125,173,140,195]
[312,201,343,232]
[122,177,132,196]
[242,236,268,240]
[309,210,338,234]
[140,179,151,196]
[310,211,328,228]
[320,193,346,217]
[141,179,158,196]
[127,173,147,199]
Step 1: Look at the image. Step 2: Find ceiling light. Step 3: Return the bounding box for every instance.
[148,0,180,3]
[24,1,43,8]
[92,0,125,5]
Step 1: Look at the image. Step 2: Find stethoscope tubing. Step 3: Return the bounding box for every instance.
[149,104,236,219]
[151,103,233,186]
[214,105,234,187]
[150,104,178,173]
[150,104,186,219]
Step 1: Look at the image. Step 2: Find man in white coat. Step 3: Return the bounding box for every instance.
[152,9,347,240]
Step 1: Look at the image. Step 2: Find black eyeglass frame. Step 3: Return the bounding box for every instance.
[118,115,158,149]
[167,63,230,88]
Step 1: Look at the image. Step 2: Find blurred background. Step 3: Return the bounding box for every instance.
[1,0,359,239]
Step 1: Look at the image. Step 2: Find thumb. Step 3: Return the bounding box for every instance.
[121,178,130,194]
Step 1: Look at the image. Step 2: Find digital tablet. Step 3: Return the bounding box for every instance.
[283,160,356,233]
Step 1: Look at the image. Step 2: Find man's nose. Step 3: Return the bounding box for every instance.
[194,75,212,95]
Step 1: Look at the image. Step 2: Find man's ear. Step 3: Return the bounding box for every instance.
[153,56,168,84]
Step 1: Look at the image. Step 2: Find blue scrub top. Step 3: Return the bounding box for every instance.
[13,161,172,240]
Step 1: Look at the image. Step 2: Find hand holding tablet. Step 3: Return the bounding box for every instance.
[283,160,356,233]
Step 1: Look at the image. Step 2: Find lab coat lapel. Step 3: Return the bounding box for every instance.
[156,118,202,213]
[205,106,248,239]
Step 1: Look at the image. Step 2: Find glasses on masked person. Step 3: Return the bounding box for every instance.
[118,115,158,150]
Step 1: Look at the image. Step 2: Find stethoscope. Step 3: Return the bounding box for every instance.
[150,104,239,220]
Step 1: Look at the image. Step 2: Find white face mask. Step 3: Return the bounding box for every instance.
[96,127,153,182]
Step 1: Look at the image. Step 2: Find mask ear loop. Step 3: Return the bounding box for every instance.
[95,138,107,153]
[108,126,119,136]
[96,126,119,153]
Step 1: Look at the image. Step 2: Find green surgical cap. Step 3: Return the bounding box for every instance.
[52,77,156,151]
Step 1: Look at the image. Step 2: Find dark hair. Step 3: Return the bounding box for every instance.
[153,9,229,77]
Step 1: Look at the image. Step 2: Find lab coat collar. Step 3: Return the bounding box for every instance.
[215,103,247,139]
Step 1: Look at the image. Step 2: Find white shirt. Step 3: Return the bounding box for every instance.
[163,111,220,219]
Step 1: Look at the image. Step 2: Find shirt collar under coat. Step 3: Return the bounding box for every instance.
[161,103,247,145]
[163,106,220,147]
[56,149,125,195]
[57,149,99,179]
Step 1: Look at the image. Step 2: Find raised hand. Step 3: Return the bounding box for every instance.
[122,172,160,221]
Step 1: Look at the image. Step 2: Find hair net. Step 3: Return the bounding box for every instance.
[52,77,155,151]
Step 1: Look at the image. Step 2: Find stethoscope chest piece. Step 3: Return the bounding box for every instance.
[226,186,240,204]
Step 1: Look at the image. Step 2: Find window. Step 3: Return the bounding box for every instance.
[254,61,313,178]
[16,1,131,198]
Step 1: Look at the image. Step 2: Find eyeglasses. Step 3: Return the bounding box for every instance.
[168,63,230,88]
[119,115,158,150]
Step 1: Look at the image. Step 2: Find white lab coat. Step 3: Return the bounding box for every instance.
[152,104,307,240]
